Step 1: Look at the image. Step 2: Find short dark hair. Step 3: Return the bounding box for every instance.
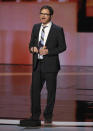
[40,5,54,15]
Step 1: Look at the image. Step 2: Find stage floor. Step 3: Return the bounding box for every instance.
[0,65,93,122]
[0,125,93,131]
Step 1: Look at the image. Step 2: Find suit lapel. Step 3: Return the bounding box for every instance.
[45,23,54,46]
[36,23,41,40]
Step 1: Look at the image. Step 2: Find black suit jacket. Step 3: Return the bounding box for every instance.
[29,23,66,72]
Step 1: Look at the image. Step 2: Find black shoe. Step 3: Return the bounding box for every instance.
[44,118,52,126]
[20,117,41,127]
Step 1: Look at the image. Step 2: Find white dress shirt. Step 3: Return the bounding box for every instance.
[38,21,52,59]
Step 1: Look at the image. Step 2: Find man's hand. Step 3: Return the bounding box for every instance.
[31,47,38,53]
[39,46,48,55]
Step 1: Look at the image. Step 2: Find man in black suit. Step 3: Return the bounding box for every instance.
[20,5,66,127]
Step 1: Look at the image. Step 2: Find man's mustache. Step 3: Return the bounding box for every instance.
[41,18,46,19]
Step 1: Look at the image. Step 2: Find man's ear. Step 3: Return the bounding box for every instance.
[50,15,53,19]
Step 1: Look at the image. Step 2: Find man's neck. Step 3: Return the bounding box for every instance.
[42,21,52,26]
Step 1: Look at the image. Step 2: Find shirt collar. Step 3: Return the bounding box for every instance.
[41,21,52,28]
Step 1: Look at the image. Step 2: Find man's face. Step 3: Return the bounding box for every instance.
[40,9,52,25]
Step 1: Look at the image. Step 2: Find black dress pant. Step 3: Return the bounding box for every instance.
[31,60,58,120]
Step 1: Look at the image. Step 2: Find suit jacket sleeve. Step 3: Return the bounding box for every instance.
[29,24,37,53]
[48,27,66,56]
